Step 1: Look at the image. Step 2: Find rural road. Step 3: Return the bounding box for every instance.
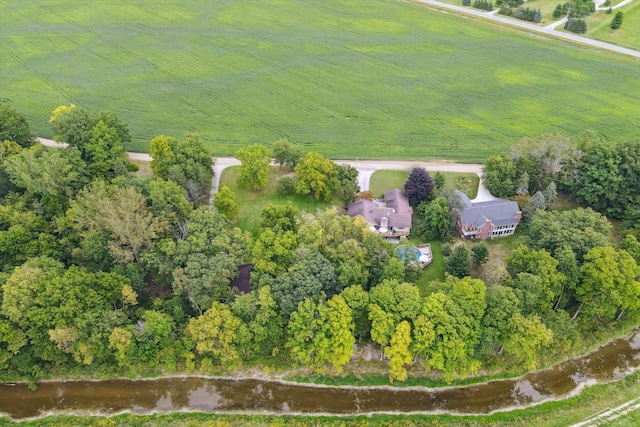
[37,137,490,201]
[414,0,640,59]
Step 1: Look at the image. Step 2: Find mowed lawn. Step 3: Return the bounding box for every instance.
[588,2,640,51]
[1,0,639,161]
[218,166,333,235]
[369,170,479,198]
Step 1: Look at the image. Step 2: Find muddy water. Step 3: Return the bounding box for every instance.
[2,330,639,420]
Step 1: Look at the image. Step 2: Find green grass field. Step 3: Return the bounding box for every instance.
[218,166,332,235]
[1,0,639,161]
[589,2,640,51]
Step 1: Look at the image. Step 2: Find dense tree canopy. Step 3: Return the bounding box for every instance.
[482,156,517,198]
[294,152,337,201]
[236,144,271,191]
[0,103,36,148]
[150,133,213,203]
[1,106,638,385]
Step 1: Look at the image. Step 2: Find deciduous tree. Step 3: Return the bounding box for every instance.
[185,302,244,368]
[385,321,412,382]
[236,144,271,191]
[482,156,516,198]
[404,168,433,207]
[272,138,303,169]
[0,103,35,147]
[525,208,611,263]
[213,185,239,219]
[150,133,213,203]
[294,152,337,201]
[446,245,471,278]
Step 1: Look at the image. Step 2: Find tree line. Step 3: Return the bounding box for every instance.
[1,104,639,385]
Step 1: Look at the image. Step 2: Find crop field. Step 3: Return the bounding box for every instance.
[1,0,639,161]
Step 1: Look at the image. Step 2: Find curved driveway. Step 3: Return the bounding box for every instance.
[414,0,640,59]
[37,137,491,201]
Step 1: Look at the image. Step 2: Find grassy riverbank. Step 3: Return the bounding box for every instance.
[2,0,639,159]
[4,370,638,426]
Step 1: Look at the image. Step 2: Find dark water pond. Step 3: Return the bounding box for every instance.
[2,330,639,420]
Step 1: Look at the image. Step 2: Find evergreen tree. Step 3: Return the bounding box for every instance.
[610,12,623,30]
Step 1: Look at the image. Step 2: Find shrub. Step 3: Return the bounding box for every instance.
[564,18,587,34]
[277,176,296,195]
[127,162,140,172]
[442,243,452,257]
[473,0,493,10]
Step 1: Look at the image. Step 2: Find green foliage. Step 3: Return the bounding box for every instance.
[576,246,640,322]
[150,133,213,203]
[286,295,355,373]
[369,279,421,324]
[482,156,516,198]
[276,176,296,195]
[473,0,494,11]
[525,208,611,263]
[385,321,412,382]
[294,152,337,201]
[272,138,304,169]
[471,242,489,268]
[185,302,244,368]
[236,144,271,191]
[0,103,35,148]
[259,202,299,234]
[446,245,471,278]
[214,186,239,219]
[506,245,564,316]
[564,18,588,34]
[420,292,481,383]
[334,164,360,205]
[150,206,249,313]
[70,183,165,265]
[523,191,547,222]
[502,313,553,370]
[417,197,452,241]
[565,140,640,219]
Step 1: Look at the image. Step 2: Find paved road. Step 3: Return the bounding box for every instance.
[414,0,640,59]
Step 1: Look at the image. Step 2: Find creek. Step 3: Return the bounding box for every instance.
[2,329,639,420]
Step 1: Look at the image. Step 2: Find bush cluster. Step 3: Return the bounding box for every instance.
[473,0,494,11]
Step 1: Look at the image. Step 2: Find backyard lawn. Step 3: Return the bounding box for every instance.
[218,166,334,235]
[1,0,639,160]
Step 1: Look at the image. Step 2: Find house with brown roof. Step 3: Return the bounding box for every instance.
[348,188,412,238]
[453,190,522,239]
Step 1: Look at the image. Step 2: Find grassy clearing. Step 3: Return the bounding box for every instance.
[219,166,333,235]
[1,0,639,160]
[368,170,409,197]
[588,2,640,50]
